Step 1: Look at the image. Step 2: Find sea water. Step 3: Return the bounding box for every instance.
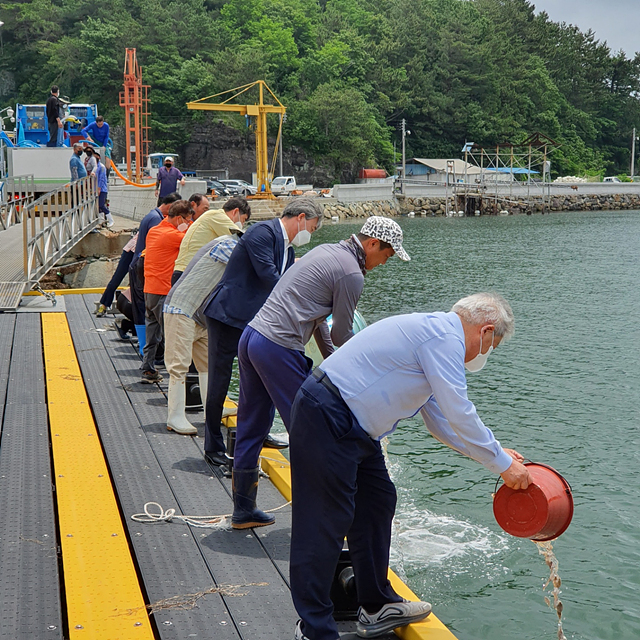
[237,210,640,640]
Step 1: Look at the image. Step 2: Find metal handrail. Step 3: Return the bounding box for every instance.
[23,175,99,283]
[0,174,35,231]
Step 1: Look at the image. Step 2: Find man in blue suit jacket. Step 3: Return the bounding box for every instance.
[202,198,324,466]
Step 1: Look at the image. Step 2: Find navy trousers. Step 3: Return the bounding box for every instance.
[204,317,243,454]
[128,256,146,326]
[98,191,110,218]
[234,326,312,470]
[100,249,133,308]
[289,374,402,640]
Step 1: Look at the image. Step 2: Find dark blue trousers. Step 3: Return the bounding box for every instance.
[100,249,133,308]
[98,191,110,217]
[204,317,243,454]
[128,255,145,326]
[234,326,312,470]
[289,374,401,640]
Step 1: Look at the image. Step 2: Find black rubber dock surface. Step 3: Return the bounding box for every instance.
[0,313,63,639]
[71,293,299,640]
[0,295,302,640]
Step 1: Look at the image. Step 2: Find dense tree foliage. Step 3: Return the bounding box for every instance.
[1,0,639,179]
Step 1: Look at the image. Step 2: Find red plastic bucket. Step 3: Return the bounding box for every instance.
[493,462,573,541]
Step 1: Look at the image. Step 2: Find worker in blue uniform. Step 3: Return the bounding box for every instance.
[289,292,532,640]
[81,115,111,158]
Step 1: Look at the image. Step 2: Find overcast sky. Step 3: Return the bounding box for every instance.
[532,0,639,57]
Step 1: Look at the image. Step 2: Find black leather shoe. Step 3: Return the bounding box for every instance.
[263,434,289,449]
[205,451,230,466]
[113,320,130,341]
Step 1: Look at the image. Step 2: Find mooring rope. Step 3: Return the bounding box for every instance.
[131,500,291,529]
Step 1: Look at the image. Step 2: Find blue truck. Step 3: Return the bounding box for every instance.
[15,103,100,147]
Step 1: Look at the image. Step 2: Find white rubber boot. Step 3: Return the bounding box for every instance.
[198,372,208,419]
[167,377,197,435]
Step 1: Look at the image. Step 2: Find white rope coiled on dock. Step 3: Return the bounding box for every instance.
[131,500,291,530]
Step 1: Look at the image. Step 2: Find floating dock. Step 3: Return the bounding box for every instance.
[0,291,457,640]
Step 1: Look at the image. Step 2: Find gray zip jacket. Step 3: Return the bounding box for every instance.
[249,239,365,356]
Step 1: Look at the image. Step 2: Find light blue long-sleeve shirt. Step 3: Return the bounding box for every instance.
[69,153,87,181]
[320,311,513,474]
[95,162,108,192]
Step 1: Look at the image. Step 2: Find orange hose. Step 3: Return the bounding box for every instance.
[109,160,156,188]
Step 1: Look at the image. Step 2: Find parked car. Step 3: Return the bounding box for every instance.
[206,179,232,197]
[270,176,314,196]
[221,179,257,196]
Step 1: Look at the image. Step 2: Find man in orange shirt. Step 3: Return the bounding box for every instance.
[141,200,193,383]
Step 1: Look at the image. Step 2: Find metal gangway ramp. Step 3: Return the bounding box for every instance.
[0,175,100,311]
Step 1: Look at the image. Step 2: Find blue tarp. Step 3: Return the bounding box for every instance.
[484,167,539,174]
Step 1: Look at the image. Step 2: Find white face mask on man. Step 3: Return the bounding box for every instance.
[465,329,494,373]
[291,219,311,247]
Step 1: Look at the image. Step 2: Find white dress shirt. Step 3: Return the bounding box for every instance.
[278,218,292,274]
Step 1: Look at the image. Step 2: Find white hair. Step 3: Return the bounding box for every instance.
[451,292,515,339]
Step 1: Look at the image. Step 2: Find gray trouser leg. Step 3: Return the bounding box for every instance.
[142,293,166,371]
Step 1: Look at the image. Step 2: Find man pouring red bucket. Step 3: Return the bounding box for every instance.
[287,292,573,640]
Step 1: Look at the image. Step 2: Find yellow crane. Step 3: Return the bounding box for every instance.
[186,81,285,199]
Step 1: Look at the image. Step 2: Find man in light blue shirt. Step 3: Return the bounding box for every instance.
[94,151,114,228]
[69,144,87,181]
[289,292,532,640]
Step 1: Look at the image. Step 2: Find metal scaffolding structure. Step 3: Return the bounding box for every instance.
[456,132,559,215]
[119,49,150,182]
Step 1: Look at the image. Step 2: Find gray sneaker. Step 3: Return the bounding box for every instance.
[356,599,432,638]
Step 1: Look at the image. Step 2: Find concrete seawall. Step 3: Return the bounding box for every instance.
[107,181,207,221]
[106,183,640,223]
[324,192,640,218]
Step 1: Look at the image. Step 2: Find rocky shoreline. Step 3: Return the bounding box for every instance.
[321,193,640,219]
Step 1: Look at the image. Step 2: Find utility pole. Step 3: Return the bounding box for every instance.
[279,114,284,177]
[631,127,636,181]
[401,119,409,196]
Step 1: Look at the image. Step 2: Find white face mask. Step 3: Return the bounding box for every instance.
[235,219,244,230]
[465,330,494,373]
[291,220,311,247]
[177,222,188,232]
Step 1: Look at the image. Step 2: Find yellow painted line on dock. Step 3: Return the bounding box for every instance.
[42,313,154,640]
[259,449,292,502]
[259,449,458,640]
[24,287,127,296]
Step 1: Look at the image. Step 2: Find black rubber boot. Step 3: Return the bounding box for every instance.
[231,467,275,529]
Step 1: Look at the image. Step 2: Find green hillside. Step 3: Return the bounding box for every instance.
[2,0,639,179]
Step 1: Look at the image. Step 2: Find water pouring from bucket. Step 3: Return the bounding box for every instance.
[493,462,573,640]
